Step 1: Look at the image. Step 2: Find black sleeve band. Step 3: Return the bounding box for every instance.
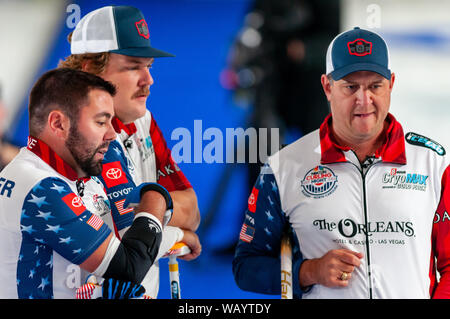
[103,215,162,284]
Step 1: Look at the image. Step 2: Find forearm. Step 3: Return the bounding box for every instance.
[298,259,318,288]
[233,254,282,295]
[94,188,168,283]
[169,188,201,231]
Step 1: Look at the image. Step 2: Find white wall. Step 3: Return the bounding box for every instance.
[0,0,66,130]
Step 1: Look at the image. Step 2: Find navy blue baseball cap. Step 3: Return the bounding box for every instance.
[71,6,174,58]
[326,27,391,80]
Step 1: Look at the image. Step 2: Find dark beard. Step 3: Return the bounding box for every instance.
[65,124,108,176]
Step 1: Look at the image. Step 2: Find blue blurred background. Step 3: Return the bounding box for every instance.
[1,0,450,299]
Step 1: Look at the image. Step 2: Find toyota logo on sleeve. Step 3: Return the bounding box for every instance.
[106,167,122,180]
[71,196,83,207]
[62,193,87,216]
[101,161,129,188]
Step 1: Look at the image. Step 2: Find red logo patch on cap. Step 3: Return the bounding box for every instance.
[248,187,259,213]
[347,38,372,56]
[101,161,128,188]
[135,19,150,39]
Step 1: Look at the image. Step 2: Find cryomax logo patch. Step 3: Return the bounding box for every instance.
[382,168,428,192]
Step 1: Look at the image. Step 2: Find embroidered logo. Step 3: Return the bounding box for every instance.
[405,132,445,156]
[135,19,150,39]
[247,187,259,212]
[62,193,86,216]
[101,161,129,188]
[382,169,428,192]
[239,224,255,243]
[86,214,104,231]
[348,38,372,56]
[301,165,338,198]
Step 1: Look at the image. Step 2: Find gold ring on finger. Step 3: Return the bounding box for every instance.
[339,271,349,281]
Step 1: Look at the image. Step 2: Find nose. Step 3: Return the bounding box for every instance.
[139,68,154,87]
[104,121,116,142]
[355,87,373,107]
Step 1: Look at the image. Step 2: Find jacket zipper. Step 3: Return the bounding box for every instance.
[348,152,379,299]
[361,170,373,299]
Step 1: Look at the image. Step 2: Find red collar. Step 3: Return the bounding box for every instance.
[27,136,90,182]
[319,113,407,165]
[111,117,137,135]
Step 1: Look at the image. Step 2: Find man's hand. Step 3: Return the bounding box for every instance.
[169,188,200,231]
[178,230,202,261]
[299,249,363,288]
[124,182,174,226]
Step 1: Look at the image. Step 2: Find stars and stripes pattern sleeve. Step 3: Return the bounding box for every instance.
[20,177,111,263]
[97,140,136,233]
[17,177,111,298]
[233,164,303,296]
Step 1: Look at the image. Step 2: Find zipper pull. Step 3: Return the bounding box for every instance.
[361,156,376,169]
[76,179,85,197]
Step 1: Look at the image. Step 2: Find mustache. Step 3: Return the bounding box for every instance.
[132,87,150,99]
[94,141,111,154]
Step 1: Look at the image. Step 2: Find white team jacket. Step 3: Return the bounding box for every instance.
[267,114,449,298]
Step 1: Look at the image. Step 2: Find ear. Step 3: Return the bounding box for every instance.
[81,59,93,73]
[47,110,71,139]
[321,74,333,101]
[389,72,395,91]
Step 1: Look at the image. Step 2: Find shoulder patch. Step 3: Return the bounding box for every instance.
[405,132,446,156]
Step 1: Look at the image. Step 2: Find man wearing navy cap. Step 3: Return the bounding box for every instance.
[59,6,201,298]
[233,27,450,298]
